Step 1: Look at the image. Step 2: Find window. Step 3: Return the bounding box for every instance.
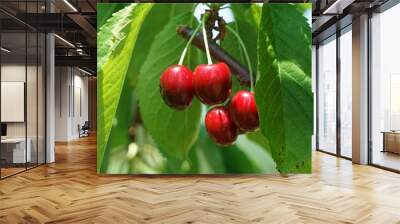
[370,3,400,171]
[317,35,337,154]
[339,27,352,158]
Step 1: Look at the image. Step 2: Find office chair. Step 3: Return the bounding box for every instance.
[79,121,90,138]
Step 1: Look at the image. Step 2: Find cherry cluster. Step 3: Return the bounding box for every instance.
[159,62,259,146]
[159,11,259,146]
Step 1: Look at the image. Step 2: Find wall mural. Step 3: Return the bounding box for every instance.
[97,3,313,174]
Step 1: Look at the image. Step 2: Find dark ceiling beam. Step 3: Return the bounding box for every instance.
[0,8,37,31]
[312,0,384,43]
[52,0,78,13]
[0,18,26,31]
[55,55,96,72]
[80,12,96,16]
[13,13,82,32]
[51,0,96,47]
[55,47,96,56]
[312,15,336,33]
[323,0,356,14]
[78,66,96,76]
[312,14,352,44]
[86,0,96,12]
[7,12,95,47]
[312,0,355,34]
[67,14,96,40]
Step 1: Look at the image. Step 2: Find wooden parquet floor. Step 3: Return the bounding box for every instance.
[1,135,400,224]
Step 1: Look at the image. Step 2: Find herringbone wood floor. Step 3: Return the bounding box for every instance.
[1,135,400,224]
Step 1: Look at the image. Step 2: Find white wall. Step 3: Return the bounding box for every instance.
[72,73,89,138]
[54,66,89,141]
[55,66,69,141]
[1,64,26,82]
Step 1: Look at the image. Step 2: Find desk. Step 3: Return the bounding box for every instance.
[1,138,31,163]
[382,131,400,154]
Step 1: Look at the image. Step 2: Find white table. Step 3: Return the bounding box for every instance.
[1,138,31,163]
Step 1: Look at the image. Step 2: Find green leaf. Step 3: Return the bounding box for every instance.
[230,135,278,174]
[188,110,276,174]
[189,123,226,173]
[256,4,312,173]
[98,4,136,71]
[138,13,201,160]
[97,3,129,29]
[130,144,167,174]
[220,24,247,94]
[100,3,195,173]
[229,4,260,80]
[127,3,195,87]
[246,130,271,153]
[100,81,137,173]
[131,125,167,174]
[250,4,262,27]
[97,4,153,172]
[221,145,258,173]
[106,146,131,174]
[231,3,261,27]
[294,3,312,15]
[106,143,166,174]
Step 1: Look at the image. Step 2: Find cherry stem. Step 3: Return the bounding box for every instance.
[226,26,254,92]
[202,14,213,65]
[178,21,202,66]
[176,26,250,86]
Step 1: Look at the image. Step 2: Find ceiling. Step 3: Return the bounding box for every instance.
[312,0,392,43]
[0,0,98,74]
[1,0,395,73]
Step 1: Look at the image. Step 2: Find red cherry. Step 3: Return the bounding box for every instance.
[193,62,231,105]
[159,65,193,110]
[205,106,238,146]
[229,90,259,131]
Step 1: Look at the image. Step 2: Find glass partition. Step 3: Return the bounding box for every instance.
[1,30,28,177]
[370,4,400,171]
[317,35,337,154]
[27,30,38,169]
[38,32,45,165]
[0,1,46,179]
[339,27,352,158]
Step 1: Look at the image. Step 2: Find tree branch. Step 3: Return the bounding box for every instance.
[176,25,250,86]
